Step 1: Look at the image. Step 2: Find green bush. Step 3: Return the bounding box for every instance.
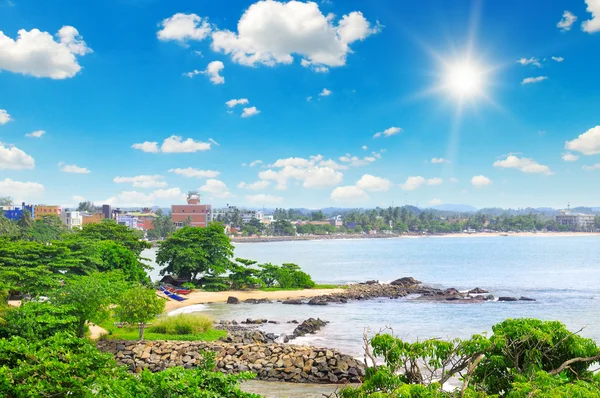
[149,313,214,336]
[257,262,316,289]
[0,302,79,340]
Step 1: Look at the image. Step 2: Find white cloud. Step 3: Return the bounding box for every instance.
[431,157,449,164]
[241,106,260,118]
[471,175,492,187]
[401,176,426,191]
[583,163,600,171]
[238,180,271,190]
[208,138,219,146]
[301,59,329,73]
[0,178,44,201]
[582,0,600,33]
[113,175,167,188]
[26,130,45,138]
[428,198,443,206]
[427,177,443,185]
[0,26,91,79]
[319,88,332,97]
[0,144,35,169]
[373,126,401,138]
[259,155,343,189]
[59,163,90,174]
[185,60,225,84]
[245,193,283,205]
[493,155,553,175]
[355,174,392,192]
[306,96,312,101]
[339,153,377,167]
[361,145,368,150]
[521,76,548,85]
[226,98,249,108]
[105,188,185,207]
[161,136,211,153]
[565,126,600,155]
[249,160,263,167]
[562,152,579,162]
[557,10,578,31]
[0,109,11,124]
[517,57,541,67]
[330,185,368,201]
[211,1,379,68]
[131,141,159,153]
[199,178,231,198]
[169,168,220,178]
[72,195,85,202]
[157,13,212,43]
[551,56,564,62]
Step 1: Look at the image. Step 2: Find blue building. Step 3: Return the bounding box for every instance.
[1,204,34,221]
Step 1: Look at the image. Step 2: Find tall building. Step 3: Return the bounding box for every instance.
[60,210,83,230]
[555,210,596,230]
[33,205,61,220]
[1,203,34,221]
[171,191,212,228]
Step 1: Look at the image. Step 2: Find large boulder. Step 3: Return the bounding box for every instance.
[498,296,518,302]
[292,318,329,338]
[519,296,536,301]
[226,296,240,304]
[282,299,303,305]
[468,287,489,294]
[390,277,422,286]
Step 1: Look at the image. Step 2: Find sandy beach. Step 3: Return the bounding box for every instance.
[163,288,345,312]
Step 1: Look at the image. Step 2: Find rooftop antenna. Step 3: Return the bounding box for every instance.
[567,202,570,211]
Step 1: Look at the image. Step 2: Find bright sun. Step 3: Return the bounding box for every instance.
[446,62,483,98]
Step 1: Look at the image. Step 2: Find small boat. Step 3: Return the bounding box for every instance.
[160,286,188,301]
[162,284,192,295]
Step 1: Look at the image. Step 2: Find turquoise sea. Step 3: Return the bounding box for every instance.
[145,236,600,356]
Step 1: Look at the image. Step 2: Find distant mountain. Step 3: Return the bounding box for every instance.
[428,204,477,212]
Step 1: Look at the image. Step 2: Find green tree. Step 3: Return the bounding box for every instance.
[114,285,166,340]
[16,209,33,229]
[74,219,150,255]
[76,200,97,213]
[25,215,67,242]
[0,215,20,238]
[273,219,295,236]
[0,302,79,340]
[151,209,176,239]
[157,223,234,280]
[0,196,13,206]
[53,271,128,337]
[311,210,326,221]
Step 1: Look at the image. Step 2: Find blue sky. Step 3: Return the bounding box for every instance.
[1,0,599,210]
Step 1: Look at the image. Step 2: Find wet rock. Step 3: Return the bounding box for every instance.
[308,297,328,306]
[519,296,536,301]
[282,299,303,305]
[469,287,489,294]
[226,296,240,304]
[244,298,271,304]
[498,296,518,302]
[445,288,460,295]
[390,277,422,286]
[292,318,329,338]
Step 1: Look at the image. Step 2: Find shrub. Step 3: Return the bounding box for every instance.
[0,301,79,340]
[149,313,213,335]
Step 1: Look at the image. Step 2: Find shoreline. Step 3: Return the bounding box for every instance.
[163,288,346,312]
[232,231,600,243]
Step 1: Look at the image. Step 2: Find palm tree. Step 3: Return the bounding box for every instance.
[17,209,33,229]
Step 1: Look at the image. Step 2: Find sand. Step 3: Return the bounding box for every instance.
[163,288,345,312]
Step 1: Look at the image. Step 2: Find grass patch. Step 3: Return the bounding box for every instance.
[99,313,225,342]
[259,284,346,292]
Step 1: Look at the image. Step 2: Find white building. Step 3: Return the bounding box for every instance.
[555,210,596,230]
[241,210,264,223]
[60,210,83,230]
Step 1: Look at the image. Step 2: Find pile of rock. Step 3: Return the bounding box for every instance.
[97,340,365,384]
[291,318,328,339]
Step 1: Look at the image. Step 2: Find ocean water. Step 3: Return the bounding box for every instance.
[144,236,600,356]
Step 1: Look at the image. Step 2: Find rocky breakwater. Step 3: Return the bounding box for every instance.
[97,340,365,384]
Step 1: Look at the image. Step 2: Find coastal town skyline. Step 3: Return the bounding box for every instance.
[1,0,600,209]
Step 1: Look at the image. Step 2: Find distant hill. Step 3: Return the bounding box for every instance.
[428,204,478,212]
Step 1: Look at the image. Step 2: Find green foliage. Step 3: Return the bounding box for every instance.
[23,215,67,242]
[257,262,316,289]
[0,215,20,238]
[200,275,232,291]
[228,258,264,290]
[151,208,176,239]
[95,351,260,398]
[74,219,150,255]
[76,200,97,213]
[272,219,295,236]
[340,319,600,398]
[114,285,166,340]
[149,313,214,336]
[471,318,600,395]
[16,209,33,229]
[53,271,129,337]
[0,302,78,340]
[157,223,234,280]
[181,282,196,290]
[0,333,126,398]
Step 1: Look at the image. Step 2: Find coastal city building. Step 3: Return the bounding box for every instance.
[127,210,157,231]
[241,210,264,223]
[82,213,106,225]
[171,191,212,228]
[0,203,34,221]
[554,210,596,230]
[117,214,140,230]
[59,210,83,230]
[33,205,61,220]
